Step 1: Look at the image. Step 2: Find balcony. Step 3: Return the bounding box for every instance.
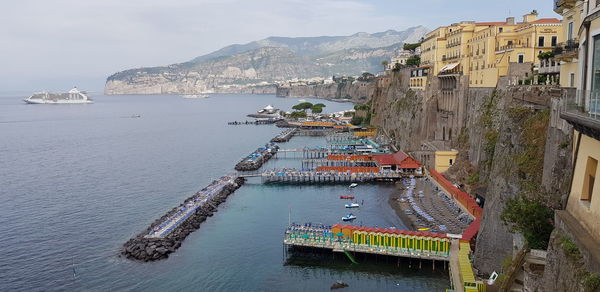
[495,43,528,53]
[553,40,579,61]
[554,0,577,14]
[561,90,600,135]
[537,59,560,74]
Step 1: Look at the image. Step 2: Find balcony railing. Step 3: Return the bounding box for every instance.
[554,0,577,13]
[495,44,528,52]
[553,40,579,60]
[563,90,600,125]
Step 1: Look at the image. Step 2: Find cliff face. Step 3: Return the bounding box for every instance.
[368,70,573,276]
[275,80,375,102]
[105,27,429,95]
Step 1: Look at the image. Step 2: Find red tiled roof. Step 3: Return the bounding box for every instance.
[475,21,507,26]
[532,18,560,24]
[373,151,409,165]
[399,157,422,169]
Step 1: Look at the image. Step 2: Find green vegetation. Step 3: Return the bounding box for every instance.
[406,55,420,67]
[483,130,499,160]
[354,104,370,111]
[457,127,470,149]
[467,172,480,185]
[343,111,354,117]
[538,50,555,60]
[289,111,307,118]
[351,116,364,125]
[584,274,600,292]
[381,60,389,71]
[403,42,421,52]
[559,141,570,149]
[501,196,554,249]
[392,63,403,72]
[560,236,582,260]
[512,109,550,193]
[311,103,326,114]
[292,102,313,111]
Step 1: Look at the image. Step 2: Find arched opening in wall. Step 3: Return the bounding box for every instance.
[443,126,446,141]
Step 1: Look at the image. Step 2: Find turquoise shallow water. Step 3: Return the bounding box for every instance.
[0,94,449,291]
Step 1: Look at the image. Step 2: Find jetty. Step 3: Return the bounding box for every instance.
[228,119,280,125]
[271,128,297,143]
[122,175,244,261]
[284,223,450,261]
[251,169,404,183]
[234,143,279,171]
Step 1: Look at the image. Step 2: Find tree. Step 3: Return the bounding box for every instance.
[350,116,364,125]
[290,111,307,118]
[292,102,313,111]
[392,62,403,72]
[354,104,369,111]
[538,50,554,60]
[501,196,554,249]
[311,106,323,114]
[381,60,389,71]
[403,42,422,52]
[406,55,421,67]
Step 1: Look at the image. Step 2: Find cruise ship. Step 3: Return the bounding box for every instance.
[24,87,92,104]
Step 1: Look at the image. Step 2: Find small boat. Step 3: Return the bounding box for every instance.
[418,227,431,231]
[345,202,360,208]
[131,114,141,118]
[349,183,358,188]
[340,195,355,199]
[342,214,357,221]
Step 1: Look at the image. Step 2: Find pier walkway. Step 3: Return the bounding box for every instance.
[145,175,239,239]
[261,169,404,183]
[284,223,450,261]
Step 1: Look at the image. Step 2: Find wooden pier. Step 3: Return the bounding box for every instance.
[259,169,403,183]
[284,223,450,262]
[301,158,377,170]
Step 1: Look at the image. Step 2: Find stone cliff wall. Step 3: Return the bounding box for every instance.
[276,80,375,102]
[367,68,573,276]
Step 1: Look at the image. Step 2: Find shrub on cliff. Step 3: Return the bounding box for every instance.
[501,196,554,249]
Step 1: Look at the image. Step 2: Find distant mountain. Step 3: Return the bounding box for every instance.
[105,26,428,94]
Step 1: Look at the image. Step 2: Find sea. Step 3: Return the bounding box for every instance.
[0,93,450,291]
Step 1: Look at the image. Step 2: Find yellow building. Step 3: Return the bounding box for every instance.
[409,66,430,90]
[421,26,448,74]
[554,0,583,88]
[558,0,600,244]
[434,150,459,172]
[422,11,562,87]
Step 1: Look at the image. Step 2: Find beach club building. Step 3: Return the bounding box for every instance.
[372,151,423,173]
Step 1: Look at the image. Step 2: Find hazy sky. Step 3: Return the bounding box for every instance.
[0,0,556,91]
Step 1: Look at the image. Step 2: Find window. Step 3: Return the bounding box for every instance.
[570,73,575,87]
[581,157,597,202]
[592,35,600,97]
[518,54,524,63]
[568,22,574,41]
[552,36,558,47]
[499,27,503,33]
[538,36,545,47]
[449,159,454,165]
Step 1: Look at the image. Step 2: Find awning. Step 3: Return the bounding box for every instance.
[439,62,460,73]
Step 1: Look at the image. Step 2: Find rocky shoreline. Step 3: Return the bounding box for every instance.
[121,177,245,261]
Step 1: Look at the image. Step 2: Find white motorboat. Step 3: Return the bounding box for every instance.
[345,203,360,208]
[341,214,357,221]
[349,183,358,188]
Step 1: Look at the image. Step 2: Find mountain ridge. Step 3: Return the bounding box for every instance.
[105,26,428,94]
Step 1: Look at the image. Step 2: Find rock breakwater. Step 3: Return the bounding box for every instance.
[121,177,245,261]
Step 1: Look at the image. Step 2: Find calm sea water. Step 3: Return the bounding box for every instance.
[0,94,449,291]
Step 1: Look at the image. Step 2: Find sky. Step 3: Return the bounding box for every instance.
[0,0,557,92]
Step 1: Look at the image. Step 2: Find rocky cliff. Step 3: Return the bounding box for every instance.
[275,80,375,102]
[367,70,573,277]
[105,27,428,95]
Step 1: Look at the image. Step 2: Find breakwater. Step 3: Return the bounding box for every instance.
[122,175,245,261]
[227,119,280,125]
[234,143,279,171]
[271,128,297,142]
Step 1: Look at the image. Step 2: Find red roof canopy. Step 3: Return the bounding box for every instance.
[373,151,421,169]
